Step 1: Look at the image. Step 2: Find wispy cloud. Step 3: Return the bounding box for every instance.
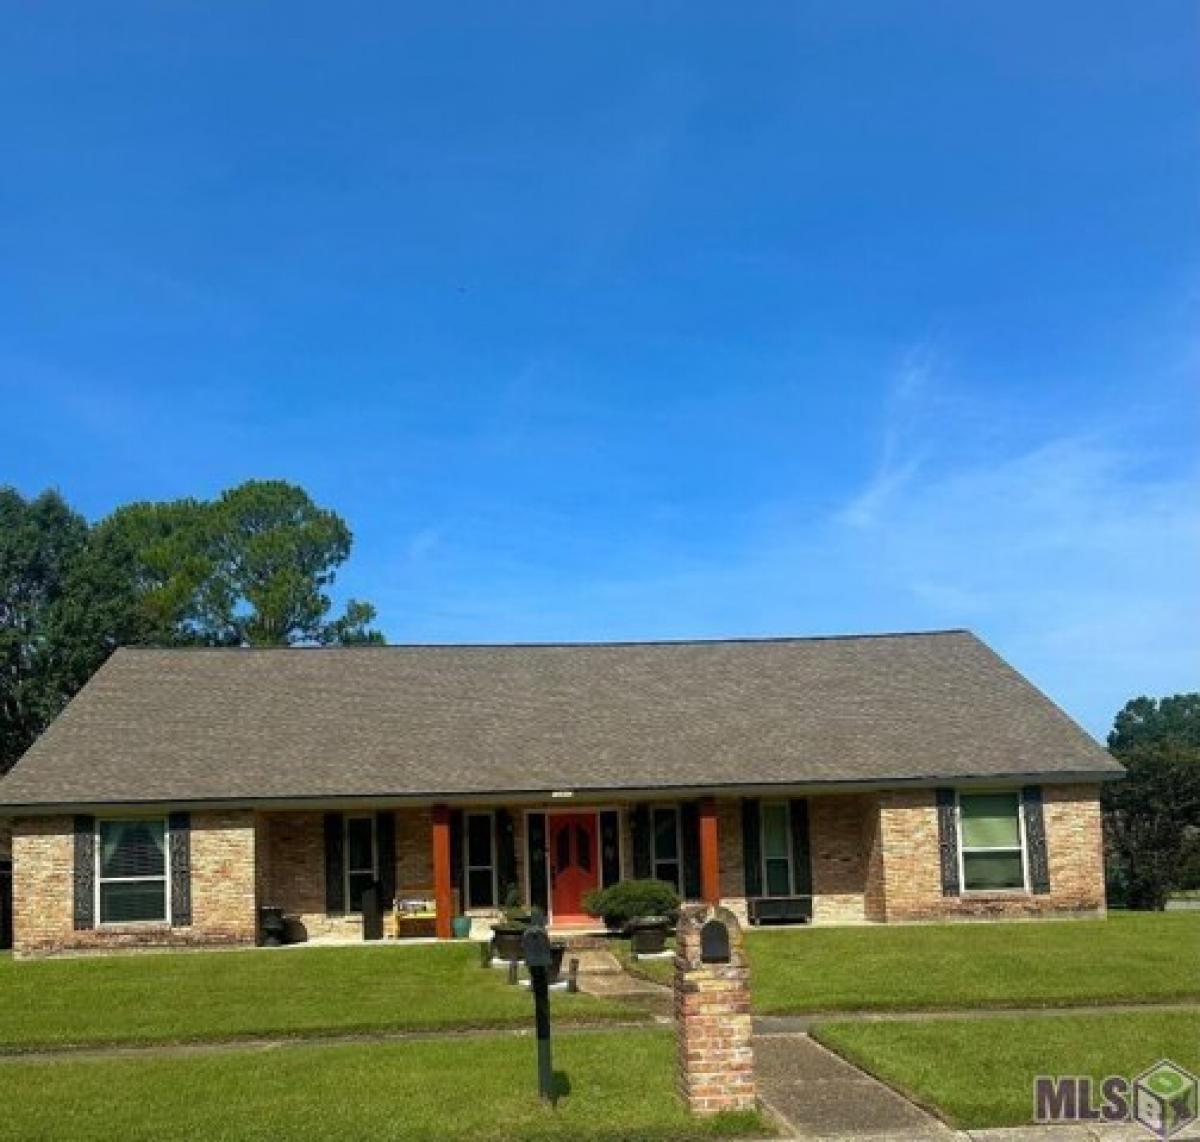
[836,344,937,527]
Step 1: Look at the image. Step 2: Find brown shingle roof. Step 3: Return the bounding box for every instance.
[0,631,1121,808]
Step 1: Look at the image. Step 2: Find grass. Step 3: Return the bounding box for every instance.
[811,1010,1200,1129]
[747,911,1200,1013]
[0,943,636,1051]
[0,1030,768,1141]
[614,939,675,987]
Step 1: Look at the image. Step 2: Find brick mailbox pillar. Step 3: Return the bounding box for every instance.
[674,904,756,1116]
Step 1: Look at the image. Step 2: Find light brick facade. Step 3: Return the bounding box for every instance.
[7,783,1107,955]
[674,905,756,1115]
[864,783,1105,921]
[11,810,257,957]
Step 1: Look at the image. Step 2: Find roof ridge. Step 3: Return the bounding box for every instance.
[112,629,975,653]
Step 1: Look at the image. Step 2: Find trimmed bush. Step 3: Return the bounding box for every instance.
[583,879,681,929]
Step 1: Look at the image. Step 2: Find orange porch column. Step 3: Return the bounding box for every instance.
[432,804,453,939]
[699,797,721,905]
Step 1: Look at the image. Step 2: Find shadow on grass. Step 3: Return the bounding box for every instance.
[550,1069,572,1104]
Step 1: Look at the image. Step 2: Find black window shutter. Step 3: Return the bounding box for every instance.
[527,812,548,912]
[495,809,517,907]
[449,809,464,893]
[741,799,762,898]
[168,811,192,927]
[1022,786,1050,894]
[680,802,702,899]
[935,788,960,896]
[630,804,652,879]
[73,815,95,930]
[376,811,397,906]
[789,799,812,896]
[599,810,621,888]
[323,812,345,913]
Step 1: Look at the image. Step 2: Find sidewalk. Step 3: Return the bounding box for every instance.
[755,1031,953,1140]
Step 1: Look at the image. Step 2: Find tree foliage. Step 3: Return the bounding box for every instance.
[0,489,88,772]
[1103,694,1200,910]
[0,480,382,773]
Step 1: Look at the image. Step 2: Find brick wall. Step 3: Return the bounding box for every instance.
[870,783,1106,921]
[674,905,756,1115]
[12,810,257,957]
[809,794,870,923]
[716,799,749,924]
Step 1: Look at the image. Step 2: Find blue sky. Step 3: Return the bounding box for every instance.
[3,3,1197,737]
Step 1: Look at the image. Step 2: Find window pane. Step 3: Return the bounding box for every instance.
[765,857,791,897]
[963,851,1024,891]
[346,818,374,872]
[100,880,166,923]
[960,794,1021,848]
[655,862,680,893]
[348,871,374,912]
[467,815,493,867]
[99,820,165,879]
[467,868,495,909]
[762,804,790,859]
[653,809,678,860]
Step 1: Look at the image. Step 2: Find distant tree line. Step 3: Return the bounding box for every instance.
[1103,693,1200,910]
[0,480,382,774]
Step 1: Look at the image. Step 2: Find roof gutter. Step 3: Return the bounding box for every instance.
[0,767,1124,817]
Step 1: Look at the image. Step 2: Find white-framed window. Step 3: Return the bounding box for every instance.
[957,791,1028,892]
[652,806,681,892]
[464,811,497,909]
[97,818,169,924]
[760,802,794,898]
[344,815,377,913]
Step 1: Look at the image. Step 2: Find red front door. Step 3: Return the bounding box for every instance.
[549,812,599,922]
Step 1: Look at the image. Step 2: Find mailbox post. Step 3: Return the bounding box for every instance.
[522,914,555,1103]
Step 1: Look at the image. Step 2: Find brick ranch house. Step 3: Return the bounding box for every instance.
[0,631,1122,957]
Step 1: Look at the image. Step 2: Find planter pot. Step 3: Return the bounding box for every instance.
[491,923,526,962]
[546,942,567,984]
[451,915,472,939]
[628,916,669,956]
[259,905,286,948]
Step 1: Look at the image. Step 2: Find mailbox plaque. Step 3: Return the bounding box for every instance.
[700,918,731,964]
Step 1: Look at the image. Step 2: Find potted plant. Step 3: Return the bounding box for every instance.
[583,879,680,953]
[628,915,670,955]
[490,916,528,961]
[546,940,567,984]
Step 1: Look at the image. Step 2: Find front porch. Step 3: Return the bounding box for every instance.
[255,794,847,943]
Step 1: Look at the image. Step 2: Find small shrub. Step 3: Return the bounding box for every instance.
[583,879,680,929]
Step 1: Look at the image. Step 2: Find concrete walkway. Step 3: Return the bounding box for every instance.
[754,1000,1199,1035]
[755,1031,954,1140]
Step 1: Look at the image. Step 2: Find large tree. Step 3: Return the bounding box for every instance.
[0,480,382,774]
[0,489,88,773]
[1103,693,1200,910]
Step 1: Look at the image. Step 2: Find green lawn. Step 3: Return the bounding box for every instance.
[747,911,1200,1013]
[0,944,635,1051]
[0,1030,766,1141]
[614,939,675,986]
[812,1010,1200,1129]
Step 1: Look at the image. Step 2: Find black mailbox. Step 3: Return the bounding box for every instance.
[523,923,553,970]
[700,918,731,964]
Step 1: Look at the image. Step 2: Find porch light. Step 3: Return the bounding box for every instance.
[550,790,574,799]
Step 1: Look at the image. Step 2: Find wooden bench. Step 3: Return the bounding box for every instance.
[392,887,460,939]
[393,887,438,939]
